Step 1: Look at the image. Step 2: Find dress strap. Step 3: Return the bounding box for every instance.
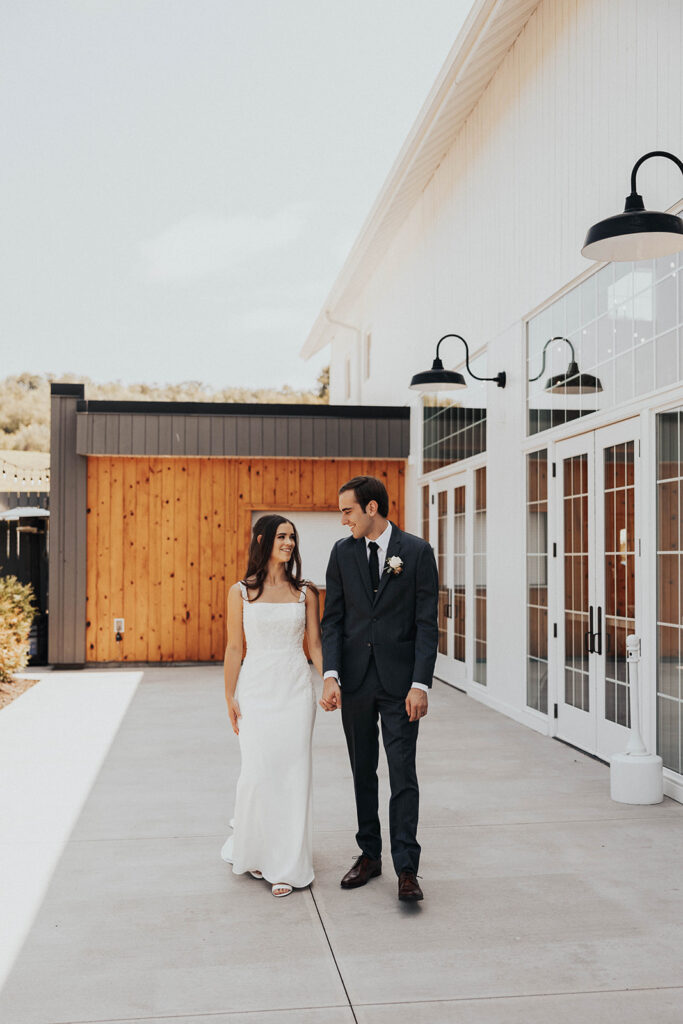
[238,581,248,601]
[298,583,308,602]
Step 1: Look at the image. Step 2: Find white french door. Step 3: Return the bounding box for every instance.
[554,419,640,759]
[429,471,472,689]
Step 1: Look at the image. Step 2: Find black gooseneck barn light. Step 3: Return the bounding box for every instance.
[582,151,683,261]
[528,336,602,395]
[409,333,506,392]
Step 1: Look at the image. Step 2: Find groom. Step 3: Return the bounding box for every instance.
[320,475,438,902]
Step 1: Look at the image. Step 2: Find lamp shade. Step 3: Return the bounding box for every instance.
[545,361,603,395]
[582,208,683,262]
[409,357,466,393]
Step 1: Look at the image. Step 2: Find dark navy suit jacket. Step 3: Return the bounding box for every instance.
[321,524,439,697]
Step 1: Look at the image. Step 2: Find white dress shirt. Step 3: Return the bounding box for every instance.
[324,521,429,692]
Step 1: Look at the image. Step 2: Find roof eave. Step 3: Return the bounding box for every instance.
[300,0,539,360]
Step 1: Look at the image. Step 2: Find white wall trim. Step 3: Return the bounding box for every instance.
[438,676,551,736]
[663,769,683,803]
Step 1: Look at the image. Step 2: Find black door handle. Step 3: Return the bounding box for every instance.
[585,605,595,654]
[594,606,602,655]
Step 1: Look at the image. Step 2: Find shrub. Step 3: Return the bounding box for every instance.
[0,575,36,683]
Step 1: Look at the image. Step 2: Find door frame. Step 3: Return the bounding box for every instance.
[429,467,476,690]
[551,417,642,760]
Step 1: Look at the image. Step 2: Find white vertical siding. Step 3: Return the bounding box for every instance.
[339,0,683,407]
[325,0,683,762]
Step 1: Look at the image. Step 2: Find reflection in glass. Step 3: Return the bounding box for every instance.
[657,410,683,774]
[603,442,635,727]
[528,253,683,436]
[437,491,449,655]
[564,454,590,712]
[422,352,488,472]
[422,485,430,545]
[453,485,466,664]
[527,450,548,713]
[474,468,487,685]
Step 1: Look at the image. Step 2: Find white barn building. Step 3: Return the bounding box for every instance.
[302,0,683,801]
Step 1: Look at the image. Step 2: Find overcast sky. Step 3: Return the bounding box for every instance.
[2,0,472,391]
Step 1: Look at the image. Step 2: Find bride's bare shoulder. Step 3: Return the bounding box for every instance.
[229,579,250,596]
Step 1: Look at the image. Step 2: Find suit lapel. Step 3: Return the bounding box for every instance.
[373,524,402,605]
[353,537,374,603]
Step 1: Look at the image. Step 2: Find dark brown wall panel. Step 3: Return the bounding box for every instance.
[49,386,88,665]
[76,407,410,459]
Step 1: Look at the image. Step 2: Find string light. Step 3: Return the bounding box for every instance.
[0,457,50,491]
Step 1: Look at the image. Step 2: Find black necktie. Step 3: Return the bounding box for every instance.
[368,541,380,593]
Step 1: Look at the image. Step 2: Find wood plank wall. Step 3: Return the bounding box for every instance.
[86,456,405,662]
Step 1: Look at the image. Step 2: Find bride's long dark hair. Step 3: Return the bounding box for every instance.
[241,514,317,602]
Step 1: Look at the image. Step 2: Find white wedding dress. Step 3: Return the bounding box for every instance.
[221,582,316,887]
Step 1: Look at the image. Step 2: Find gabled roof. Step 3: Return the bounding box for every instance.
[301,0,540,359]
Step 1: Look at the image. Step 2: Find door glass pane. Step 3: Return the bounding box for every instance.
[604,442,634,726]
[657,411,683,774]
[474,468,487,685]
[564,454,590,711]
[453,485,466,663]
[437,490,449,655]
[527,450,548,712]
[422,485,430,544]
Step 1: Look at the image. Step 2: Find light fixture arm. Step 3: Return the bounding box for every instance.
[434,334,506,388]
[626,151,683,212]
[528,336,576,382]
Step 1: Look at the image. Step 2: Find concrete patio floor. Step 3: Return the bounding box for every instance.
[1,665,683,1024]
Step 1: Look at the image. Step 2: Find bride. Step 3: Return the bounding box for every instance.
[221,514,323,897]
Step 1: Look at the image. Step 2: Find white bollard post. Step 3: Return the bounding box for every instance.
[610,635,663,804]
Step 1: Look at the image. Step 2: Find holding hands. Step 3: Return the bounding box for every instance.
[319,677,341,712]
[319,677,427,722]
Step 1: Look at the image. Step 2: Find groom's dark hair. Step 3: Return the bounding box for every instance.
[339,475,389,518]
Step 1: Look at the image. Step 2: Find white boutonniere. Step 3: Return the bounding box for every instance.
[384,555,404,576]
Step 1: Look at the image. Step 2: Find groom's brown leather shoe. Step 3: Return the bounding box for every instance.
[398,870,423,902]
[340,855,382,889]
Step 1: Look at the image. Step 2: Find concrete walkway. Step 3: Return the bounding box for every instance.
[0,668,143,990]
[1,666,682,1024]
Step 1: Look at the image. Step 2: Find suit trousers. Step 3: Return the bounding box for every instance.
[341,655,420,875]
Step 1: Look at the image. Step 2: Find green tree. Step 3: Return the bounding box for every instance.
[0,576,36,683]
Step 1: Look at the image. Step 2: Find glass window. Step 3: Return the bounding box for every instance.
[526,450,548,713]
[421,484,430,544]
[528,253,683,436]
[473,467,487,685]
[603,441,635,727]
[453,485,466,664]
[657,409,683,775]
[423,351,488,471]
[437,490,448,656]
[563,454,590,712]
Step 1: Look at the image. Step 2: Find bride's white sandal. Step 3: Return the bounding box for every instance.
[271,883,293,897]
[248,870,263,879]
